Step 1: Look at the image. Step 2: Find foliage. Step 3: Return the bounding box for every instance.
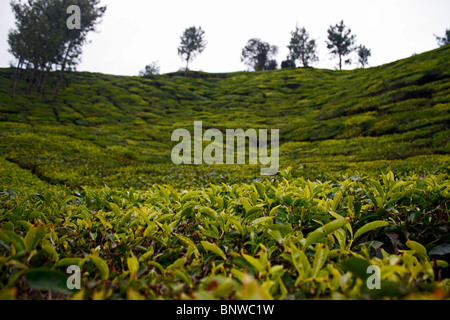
[0,171,448,300]
[0,45,449,300]
[178,26,207,77]
[287,25,319,68]
[8,0,106,99]
[326,20,356,70]
[435,29,450,47]
[357,45,371,68]
[241,39,279,71]
[1,46,448,190]
[139,62,160,78]
[281,59,296,69]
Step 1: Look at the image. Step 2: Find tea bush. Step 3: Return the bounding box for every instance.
[0,46,449,300]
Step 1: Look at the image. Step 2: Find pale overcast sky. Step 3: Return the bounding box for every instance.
[0,0,449,75]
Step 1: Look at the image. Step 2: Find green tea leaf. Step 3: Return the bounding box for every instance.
[199,207,217,220]
[148,261,165,274]
[406,240,427,257]
[369,281,408,299]
[254,183,265,198]
[354,221,390,241]
[304,219,349,249]
[332,191,343,212]
[56,258,83,267]
[174,269,193,286]
[429,244,450,256]
[24,226,46,252]
[241,252,263,273]
[181,191,201,203]
[370,180,385,199]
[249,216,273,227]
[89,255,110,280]
[290,242,311,279]
[3,231,25,252]
[312,244,330,278]
[342,257,371,281]
[127,253,139,280]
[201,241,226,260]
[41,240,59,262]
[26,269,70,294]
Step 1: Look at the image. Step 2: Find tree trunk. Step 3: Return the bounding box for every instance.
[26,67,36,95]
[53,41,74,101]
[339,55,342,71]
[13,59,23,99]
[36,68,44,93]
[40,63,51,97]
[184,53,190,78]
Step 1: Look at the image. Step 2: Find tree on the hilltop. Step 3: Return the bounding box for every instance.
[435,29,450,47]
[8,0,106,99]
[139,61,160,77]
[357,45,371,68]
[266,59,278,70]
[281,58,296,69]
[326,20,356,70]
[288,25,318,68]
[52,0,106,100]
[178,26,206,77]
[241,38,278,71]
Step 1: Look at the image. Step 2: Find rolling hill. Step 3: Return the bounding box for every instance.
[0,45,449,190]
[0,45,449,301]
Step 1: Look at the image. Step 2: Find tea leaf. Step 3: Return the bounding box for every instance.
[304,219,349,249]
[26,269,70,294]
[201,241,227,260]
[354,221,390,241]
[89,255,110,280]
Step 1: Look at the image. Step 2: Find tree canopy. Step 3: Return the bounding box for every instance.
[288,25,318,68]
[326,20,356,70]
[241,38,278,71]
[357,45,371,68]
[8,0,106,99]
[178,26,207,77]
[435,29,450,47]
[139,61,160,77]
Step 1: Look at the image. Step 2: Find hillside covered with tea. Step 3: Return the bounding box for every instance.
[0,45,449,300]
[1,45,449,189]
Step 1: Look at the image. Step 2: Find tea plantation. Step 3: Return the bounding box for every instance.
[0,45,449,300]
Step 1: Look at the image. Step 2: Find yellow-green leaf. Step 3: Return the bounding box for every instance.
[290,242,311,279]
[174,269,193,286]
[332,191,343,212]
[312,244,330,278]
[127,253,139,280]
[254,183,265,198]
[250,216,274,227]
[241,252,263,273]
[56,258,82,267]
[3,231,25,252]
[354,221,390,241]
[406,240,427,257]
[201,241,227,260]
[24,226,46,252]
[89,255,109,280]
[41,240,59,262]
[304,219,349,249]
